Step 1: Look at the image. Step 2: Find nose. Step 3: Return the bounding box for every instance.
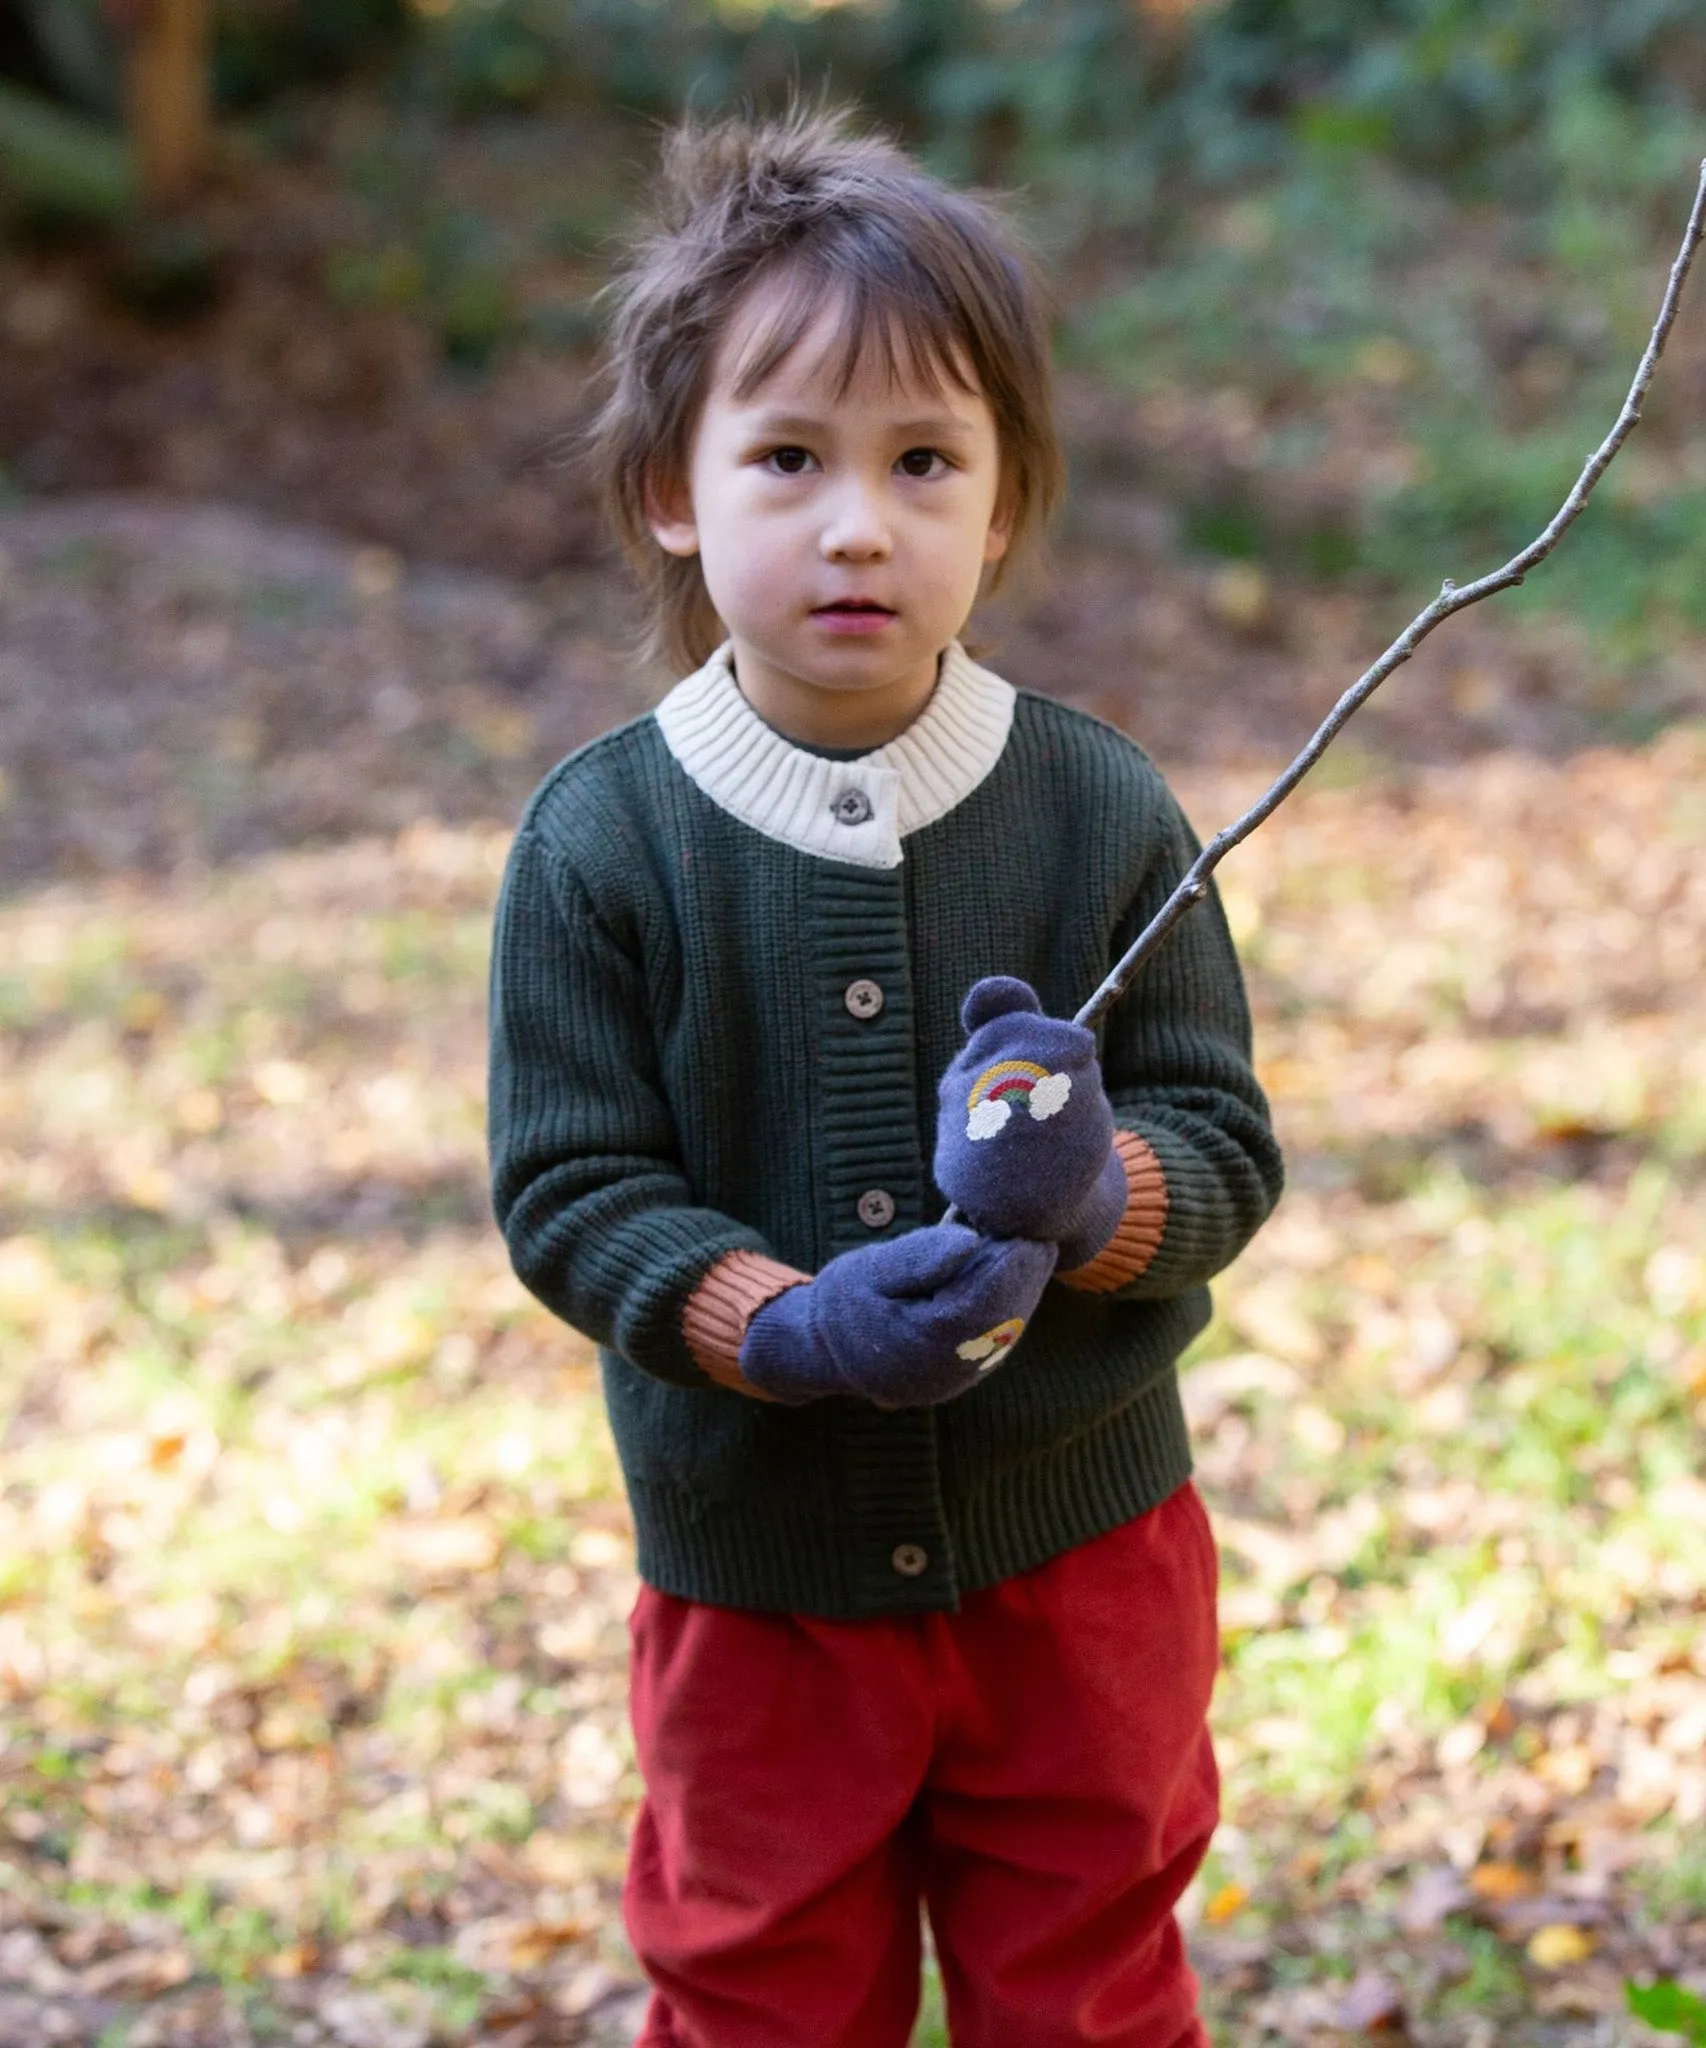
[819,475,892,562]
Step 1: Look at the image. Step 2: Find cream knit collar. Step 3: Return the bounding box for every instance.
[653,641,1015,870]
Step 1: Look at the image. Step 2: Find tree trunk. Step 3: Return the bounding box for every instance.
[129,0,208,208]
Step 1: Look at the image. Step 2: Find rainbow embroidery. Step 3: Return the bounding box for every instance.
[956,1316,1027,1368]
[964,1060,1073,1140]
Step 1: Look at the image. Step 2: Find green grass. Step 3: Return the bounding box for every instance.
[1200,1160,1704,1806]
[1438,1925,1532,2022]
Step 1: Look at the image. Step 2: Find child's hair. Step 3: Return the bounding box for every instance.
[586,102,1066,677]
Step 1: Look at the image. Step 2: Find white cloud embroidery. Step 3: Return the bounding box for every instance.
[1028,1071,1073,1121]
[965,1098,1012,1141]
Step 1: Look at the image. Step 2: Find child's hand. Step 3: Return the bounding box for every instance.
[737,1223,1056,1407]
[934,976,1128,1271]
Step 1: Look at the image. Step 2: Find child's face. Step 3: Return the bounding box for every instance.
[649,275,1012,743]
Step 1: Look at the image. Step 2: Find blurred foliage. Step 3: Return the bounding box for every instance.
[7,0,1703,209]
[1067,81,1706,658]
[4,0,404,115]
[0,72,132,220]
[325,199,518,368]
[214,0,407,107]
[363,0,1693,663]
[383,0,1706,217]
[4,0,1705,656]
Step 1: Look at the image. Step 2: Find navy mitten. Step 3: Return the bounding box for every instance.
[934,977,1127,1270]
[739,1223,1057,1407]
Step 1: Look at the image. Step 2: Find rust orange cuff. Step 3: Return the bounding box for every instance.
[1058,1129,1168,1295]
[682,1250,811,1397]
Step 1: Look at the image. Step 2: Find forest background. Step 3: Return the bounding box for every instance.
[1,3,1705,2045]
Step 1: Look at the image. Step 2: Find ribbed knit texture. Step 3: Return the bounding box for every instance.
[1060,1130,1170,1294]
[682,1250,806,1391]
[487,684,1284,1616]
[654,641,1015,867]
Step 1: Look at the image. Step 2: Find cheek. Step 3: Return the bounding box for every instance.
[939,508,1004,590]
[698,518,794,617]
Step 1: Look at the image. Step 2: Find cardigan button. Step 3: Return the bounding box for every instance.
[856,1189,897,1229]
[844,978,885,1020]
[891,1543,930,1578]
[830,786,874,826]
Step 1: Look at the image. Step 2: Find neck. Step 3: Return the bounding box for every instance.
[729,645,943,752]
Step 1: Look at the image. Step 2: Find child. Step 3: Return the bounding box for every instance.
[487,105,1283,2048]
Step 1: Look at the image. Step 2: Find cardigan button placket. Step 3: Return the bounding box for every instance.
[809,859,950,1609]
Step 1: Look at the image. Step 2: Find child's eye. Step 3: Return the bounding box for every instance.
[896,447,949,479]
[764,446,815,476]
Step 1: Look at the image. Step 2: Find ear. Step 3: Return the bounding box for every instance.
[983,478,1017,565]
[645,470,700,559]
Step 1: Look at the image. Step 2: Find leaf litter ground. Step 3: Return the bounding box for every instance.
[1,502,1704,2046]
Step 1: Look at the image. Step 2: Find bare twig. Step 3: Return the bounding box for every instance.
[1073,159,1706,1032]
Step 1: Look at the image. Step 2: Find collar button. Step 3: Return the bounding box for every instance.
[830,787,874,827]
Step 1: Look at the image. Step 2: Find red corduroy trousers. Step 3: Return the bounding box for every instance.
[623,1481,1220,2048]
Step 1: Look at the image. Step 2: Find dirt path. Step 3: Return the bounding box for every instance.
[0,489,1665,904]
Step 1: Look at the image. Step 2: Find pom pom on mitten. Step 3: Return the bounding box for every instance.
[934,976,1126,1270]
[738,1223,1057,1408]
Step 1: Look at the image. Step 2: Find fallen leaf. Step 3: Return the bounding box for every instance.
[1483,1896,1605,1942]
[1526,1923,1597,1968]
[569,1526,630,1570]
[1397,1866,1471,1935]
[1436,1718,1487,1769]
[1203,1882,1249,1925]
[1468,1861,1535,1901]
[1534,1967,1625,2017]
[1209,562,1273,636]
[389,1515,502,1576]
[263,1939,321,1978]
[1253,1985,1344,2038]
[78,1945,193,1996]
[121,989,169,1035]
[1335,1968,1406,2034]
[454,1913,588,1974]
[504,1916,588,1970]
[520,1832,590,1887]
[555,1961,646,2017]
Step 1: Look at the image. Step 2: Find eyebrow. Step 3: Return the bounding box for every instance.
[746,409,978,441]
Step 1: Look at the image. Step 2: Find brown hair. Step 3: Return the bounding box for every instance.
[585,103,1066,677]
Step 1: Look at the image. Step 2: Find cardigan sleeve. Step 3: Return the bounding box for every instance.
[486,825,780,1390]
[1073,785,1284,1301]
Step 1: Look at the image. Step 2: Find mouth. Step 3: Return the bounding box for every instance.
[811,599,897,631]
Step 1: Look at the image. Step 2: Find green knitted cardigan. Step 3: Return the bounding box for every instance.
[487,644,1283,1616]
